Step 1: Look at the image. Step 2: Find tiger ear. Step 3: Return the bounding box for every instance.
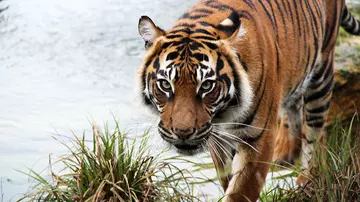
[138,16,165,49]
[218,11,242,41]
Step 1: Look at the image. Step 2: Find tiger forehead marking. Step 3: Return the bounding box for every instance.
[160,39,215,83]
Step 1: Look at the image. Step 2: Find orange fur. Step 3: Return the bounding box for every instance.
[273,114,302,165]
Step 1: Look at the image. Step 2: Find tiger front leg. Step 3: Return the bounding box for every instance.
[219,130,275,202]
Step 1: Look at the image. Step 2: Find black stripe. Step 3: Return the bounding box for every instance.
[204,0,234,12]
[304,76,333,103]
[238,10,253,20]
[259,99,274,137]
[216,54,224,75]
[306,102,330,114]
[311,57,330,81]
[142,53,157,92]
[258,0,276,32]
[306,121,325,129]
[194,28,215,36]
[289,12,320,99]
[224,54,240,97]
[218,75,232,95]
[287,0,295,38]
[243,0,256,10]
[312,0,324,36]
[180,13,208,20]
[293,0,302,36]
[153,58,160,69]
[299,1,309,36]
[304,0,320,65]
[240,78,266,127]
[162,42,173,49]
[242,99,274,145]
[306,115,324,122]
[193,53,209,62]
[191,35,217,41]
[237,53,248,72]
[173,23,196,29]
[303,47,311,76]
[189,41,204,50]
[166,34,183,39]
[199,21,217,29]
[192,8,213,14]
[275,43,280,73]
[342,6,350,21]
[281,0,289,16]
[166,52,179,61]
[202,41,217,50]
[165,61,174,69]
[310,62,333,90]
[322,3,339,51]
[292,0,302,70]
[231,148,237,157]
[265,0,278,32]
[274,0,287,38]
[169,28,191,34]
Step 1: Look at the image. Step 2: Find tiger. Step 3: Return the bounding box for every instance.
[137,0,360,201]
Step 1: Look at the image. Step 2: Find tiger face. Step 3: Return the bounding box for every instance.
[138,13,252,153]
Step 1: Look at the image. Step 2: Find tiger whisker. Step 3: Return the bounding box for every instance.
[207,136,226,168]
[209,133,233,160]
[210,132,237,157]
[212,128,260,153]
[208,137,228,163]
[213,122,270,131]
[233,91,242,108]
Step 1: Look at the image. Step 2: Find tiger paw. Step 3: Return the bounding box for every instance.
[296,172,310,186]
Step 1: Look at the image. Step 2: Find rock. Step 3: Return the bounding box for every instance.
[329,37,360,124]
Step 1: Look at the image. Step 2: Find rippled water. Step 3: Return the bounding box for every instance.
[0,0,200,200]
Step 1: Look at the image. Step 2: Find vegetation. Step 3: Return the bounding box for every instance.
[18,115,360,202]
[260,115,360,202]
[18,122,201,202]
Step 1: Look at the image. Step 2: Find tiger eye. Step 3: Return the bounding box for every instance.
[201,81,213,91]
[159,80,171,91]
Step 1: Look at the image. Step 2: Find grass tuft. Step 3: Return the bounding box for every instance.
[18,121,200,202]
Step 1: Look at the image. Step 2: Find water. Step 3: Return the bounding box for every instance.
[0,0,200,200]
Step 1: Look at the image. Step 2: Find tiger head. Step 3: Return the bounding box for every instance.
[137,12,253,153]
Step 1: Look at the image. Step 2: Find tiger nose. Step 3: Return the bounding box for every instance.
[171,127,195,139]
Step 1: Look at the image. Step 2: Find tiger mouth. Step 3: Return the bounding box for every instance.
[158,126,211,154]
[174,143,200,151]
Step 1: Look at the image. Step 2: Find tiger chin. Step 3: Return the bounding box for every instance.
[136,0,360,201]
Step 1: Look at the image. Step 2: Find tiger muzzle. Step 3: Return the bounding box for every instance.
[158,121,212,152]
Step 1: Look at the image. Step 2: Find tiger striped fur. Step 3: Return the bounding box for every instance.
[137,0,360,201]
